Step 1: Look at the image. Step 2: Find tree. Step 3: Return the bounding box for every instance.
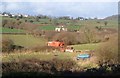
[29,20,34,23]
[2,20,8,27]
[104,21,108,26]
[2,38,14,52]
[36,16,39,22]
[25,20,27,22]
[82,26,95,43]
[18,14,23,19]
[53,19,58,26]
[95,34,118,64]
[52,32,77,45]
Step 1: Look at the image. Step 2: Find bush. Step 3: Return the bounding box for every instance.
[95,34,118,64]
[2,58,77,74]
[2,38,24,53]
[52,32,78,45]
[51,58,76,71]
[79,26,97,43]
[44,31,58,41]
[2,38,14,52]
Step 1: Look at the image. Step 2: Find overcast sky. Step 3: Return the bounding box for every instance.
[1,0,119,19]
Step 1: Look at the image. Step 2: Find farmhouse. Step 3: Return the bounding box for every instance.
[55,26,67,32]
[11,14,16,17]
[3,14,9,17]
[23,14,29,17]
[55,24,67,32]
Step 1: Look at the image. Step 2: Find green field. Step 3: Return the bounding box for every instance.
[2,16,118,32]
[2,34,101,51]
[2,52,80,62]
[37,19,118,31]
[71,43,100,50]
[0,27,25,33]
[67,25,82,30]
[3,34,47,47]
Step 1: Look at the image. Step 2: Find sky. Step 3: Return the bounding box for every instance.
[1,0,119,19]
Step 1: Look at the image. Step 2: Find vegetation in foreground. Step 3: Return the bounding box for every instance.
[2,57,120,78]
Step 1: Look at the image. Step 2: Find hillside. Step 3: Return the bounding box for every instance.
[104,15,118,20]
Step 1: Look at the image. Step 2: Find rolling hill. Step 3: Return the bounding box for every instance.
[104,15,118,20]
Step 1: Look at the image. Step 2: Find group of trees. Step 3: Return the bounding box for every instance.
[95,34,118,64]
[2,19,22,29]
[2,18,39,32]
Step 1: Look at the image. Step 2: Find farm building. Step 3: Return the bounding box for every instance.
[55,25,67,32]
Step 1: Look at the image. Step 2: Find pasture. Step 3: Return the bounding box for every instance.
[2,16,118,32]
[0,27,25,33]
[35,19,118,31]
[71,43,100,50]
[2,34,47,47]
[2,52,77,62]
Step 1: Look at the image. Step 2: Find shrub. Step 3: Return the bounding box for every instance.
[51,58,76,71]
[95,34,118,64]
[2,58,77,74]
[52,32,78,45]
[44,31,58,41]
[29,20,34,23]
[2,38,14,52]
[2,38,24,53]
[79,26,96,43]
[32,29,42,37]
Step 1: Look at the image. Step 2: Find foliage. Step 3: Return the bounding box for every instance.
[52,32,78,45]
[95,34,118,64]
[2,37,24,53]
[78,26,113,43]
[104,21,108,26]
[44,31,58,41]
[2,38,14,52]
[2,58,76,74]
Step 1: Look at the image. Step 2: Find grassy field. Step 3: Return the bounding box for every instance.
[2,34,47,47]
[2,52,80,62]
[71,43,100,50]
[2,51,98,69]
[36,19,118,31]
[2,17,118,32]
[0,27,25,33]
[2,34,101,50]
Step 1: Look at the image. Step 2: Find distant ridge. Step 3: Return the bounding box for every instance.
[104,15,118,20]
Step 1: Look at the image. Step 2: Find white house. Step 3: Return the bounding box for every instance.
[55,27,61,32]
[55,26,67,32]
[23,14,28,17]
[3,14,9,17]
[18,14,22,17]
[11,14,16,17]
